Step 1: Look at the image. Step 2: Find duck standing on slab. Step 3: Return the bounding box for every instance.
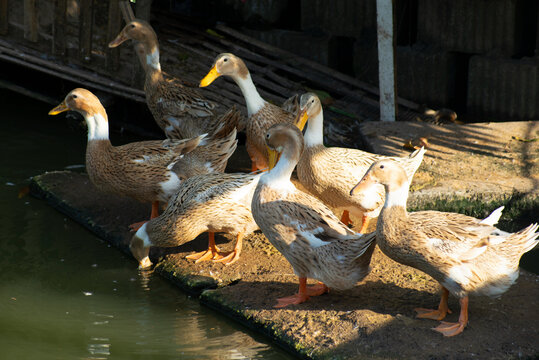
[296,93,426,232]
[49,88,236,229]
[351,160,539,336]
[200,53,300,172]
[131,172,262,269]
[251,123,376,308]
[109,19,241,140]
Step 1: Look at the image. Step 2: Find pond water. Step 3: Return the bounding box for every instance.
[0,90,292,359]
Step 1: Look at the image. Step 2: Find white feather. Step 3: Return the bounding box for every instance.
[480,206,504,226]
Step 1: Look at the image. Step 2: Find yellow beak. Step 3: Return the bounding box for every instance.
[199,66,221,87]
[294,109,309,131]
[267,147,280,170]
[48,101,70,115]
[108,32,128,48]
[350,173,375,196]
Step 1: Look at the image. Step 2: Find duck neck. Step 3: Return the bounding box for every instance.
[263,139,301,190]
[232,73,265,116]
[144,41,161,72]
[304,109,324,147]
[84,110,110,141]
[383,183,409,210]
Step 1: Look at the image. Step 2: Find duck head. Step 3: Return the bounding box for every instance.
[108,19,158,49]
[350,160,409,196]
[295,92,322,130]
[265,123,304,171]
[200,53,249,87]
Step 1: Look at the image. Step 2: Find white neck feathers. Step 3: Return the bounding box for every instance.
[233,73,265,116]
[304,110,324,147]
[85,112,109,141]
[384,184,409,208]
[261,154,296,192]
[146,48,161,71]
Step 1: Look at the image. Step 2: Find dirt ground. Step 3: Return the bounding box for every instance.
[31,130,539,359]
[360,120,539,197]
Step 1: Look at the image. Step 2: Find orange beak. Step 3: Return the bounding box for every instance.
[48,100,70,115]
[294,108,309,131]
[350,173,376,196]
[199,65,220,87]
[108,31,129,48]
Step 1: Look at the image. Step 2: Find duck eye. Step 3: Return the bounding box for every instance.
[311,99,314,103]
[130,24,135,29]
[223,58,228,62]
[379,165,385,169]
[72,94,78,99]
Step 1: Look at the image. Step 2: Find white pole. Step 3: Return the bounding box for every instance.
[376,0,397,122]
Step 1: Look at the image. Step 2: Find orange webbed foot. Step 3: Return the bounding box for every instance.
[185,248,223,263]
[432,321,466,337]
[213,250,240,265]
[273,279,328,308]
[415,307,452,321]
[274,293,310,308]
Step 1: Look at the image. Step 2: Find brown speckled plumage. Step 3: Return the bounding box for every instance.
[355,160,539,298]
[109,20,242,140]
[131,172,261,265]
[297,93,425,219]
[251,124,376,290]
[51,88,235,206]
[200,53,298,171]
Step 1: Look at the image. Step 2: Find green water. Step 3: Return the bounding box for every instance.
[0,90,292,359]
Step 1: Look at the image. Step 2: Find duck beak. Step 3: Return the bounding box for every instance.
[48,100,70,115]
[108,31,128,48]
[267,146,280,170]
[199,65,220,87]
[350,173,375,196]
[294,109,309,131]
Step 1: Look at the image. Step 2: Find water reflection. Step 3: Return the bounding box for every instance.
[0,90,291,360]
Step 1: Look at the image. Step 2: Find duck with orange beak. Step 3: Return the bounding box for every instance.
[49,88,236,230]
[351,160,539,336]
[251,123,376,308]
[200,53,301,172]
[109,19,241,141]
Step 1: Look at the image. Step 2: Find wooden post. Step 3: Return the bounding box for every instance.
[23,0,38,42]
[79,0,94,62]
[53,0,67,57]
[106,0,121,71]
[135,0,152,21]
[376,0,397,122]
[0,0,8,35]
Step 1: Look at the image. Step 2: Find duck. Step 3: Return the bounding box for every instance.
[251,123,377,308]
[350,159,539,336]
[295,93,426,232]
[108,19,241,140]
[200,53,300,172]
[49,88,237,229]
[131,172,262,269]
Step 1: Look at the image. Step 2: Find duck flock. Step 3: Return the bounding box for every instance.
[48,19,538,337]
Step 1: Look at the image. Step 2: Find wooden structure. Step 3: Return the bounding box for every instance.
[0,0,424,147]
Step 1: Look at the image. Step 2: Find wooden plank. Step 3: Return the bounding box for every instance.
[0,39,146,101]
[79,0,93,62]
[0,0,8,35]
[376,0,397,121]
[106,0,121,71]
[53,0,67,57]
[215,23,421,112]
[23,0,38,42]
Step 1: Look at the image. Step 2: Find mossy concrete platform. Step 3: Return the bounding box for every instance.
[30,170,538,359]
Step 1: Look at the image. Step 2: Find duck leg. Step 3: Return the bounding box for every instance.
[129,201,160,231]
[274,277,329,308]
[214,232,243,265]
[358,214,371,233]
[340,210,352,227]
[432,296,468,337]
[415,287,452,320]
[186,232,225,262]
